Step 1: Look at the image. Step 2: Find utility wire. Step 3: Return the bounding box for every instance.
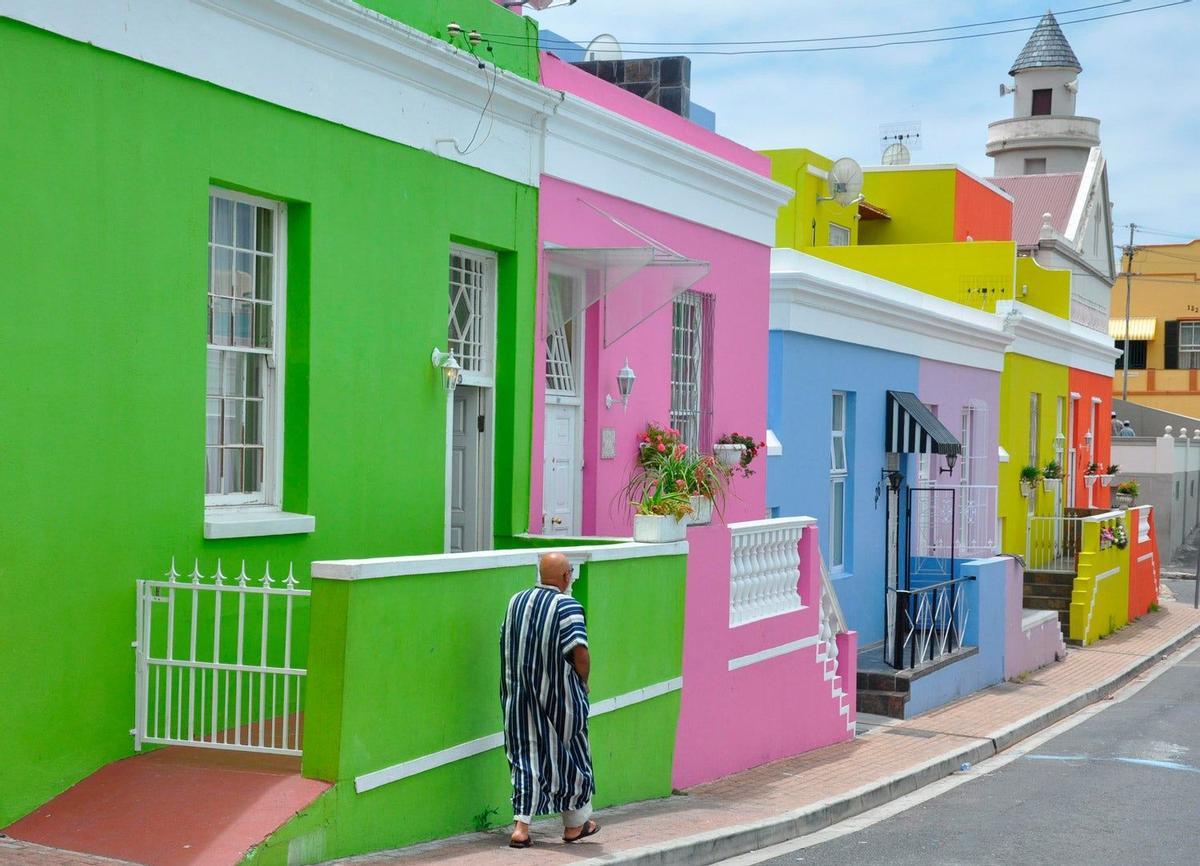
[486,0,1190,56]
[1116,224,1200,240]
[526,1,1132,47]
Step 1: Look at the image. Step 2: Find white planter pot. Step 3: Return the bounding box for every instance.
[1020,480,1036,498]
[714,443,745,469]
[1100,475,1116,488]
[1042,478,1061,493]
[1113,493,1135,509]
[689,495,713,526]
[1084,475,1098,489]
[633,513,688,543]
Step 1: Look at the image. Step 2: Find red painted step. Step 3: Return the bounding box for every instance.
[4,747,329,866]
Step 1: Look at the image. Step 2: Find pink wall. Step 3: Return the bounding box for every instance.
[918,359,1001,489]
[540,54,770,176]
[672,525,855,788]
[530,178,771,535]
[1003,557,1067,678]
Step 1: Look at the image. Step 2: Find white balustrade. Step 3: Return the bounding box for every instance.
[728,516,813,627]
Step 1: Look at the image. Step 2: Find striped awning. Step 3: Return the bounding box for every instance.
[1109,317,1156,341]
[885,391,961,456]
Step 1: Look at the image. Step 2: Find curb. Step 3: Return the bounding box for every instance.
[581,616,1200,866]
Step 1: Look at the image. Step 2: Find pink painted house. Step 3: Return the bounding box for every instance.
[532,54,855,788]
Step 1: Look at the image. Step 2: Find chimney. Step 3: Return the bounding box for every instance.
[570,56,692,118]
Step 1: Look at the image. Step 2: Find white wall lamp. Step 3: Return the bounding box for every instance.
[1084,430,1094,451]
[431,348,463,393]
[605,359,636,411]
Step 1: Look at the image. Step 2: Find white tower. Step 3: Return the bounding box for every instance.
[986,12,1098,176]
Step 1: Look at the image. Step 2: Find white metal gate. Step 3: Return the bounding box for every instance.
[133,559,309,756]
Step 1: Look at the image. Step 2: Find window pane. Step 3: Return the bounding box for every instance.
[253,301,272,350]
[222,447,243,494]
[832,393,845,432]
[832,435,846,473]
[235,202,254,249]
[210,296,232,346]
[234,251,254,299]
[242,448,264,493]
[206,350,221,397]
[830,480,845,568]
[212,196,234,246]
[233,300,254,347]
[255,255,273,302]
[211,247,234,298]
[205,447,221,494]
[205,397,221,447]
[255,207,273,253]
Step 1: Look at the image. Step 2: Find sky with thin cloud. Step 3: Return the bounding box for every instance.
[531,1,1200,244]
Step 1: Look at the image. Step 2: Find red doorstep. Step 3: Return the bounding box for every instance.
[4,747,329,866]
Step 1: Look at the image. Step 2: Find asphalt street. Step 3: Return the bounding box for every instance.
[745,639,1200,866]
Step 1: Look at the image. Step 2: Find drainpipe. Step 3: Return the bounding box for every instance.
[1181,428,1189,532]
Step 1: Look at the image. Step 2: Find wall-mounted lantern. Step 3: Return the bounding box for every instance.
[431,348,463,393]
[939,451,959,476]
[605,359,636,412]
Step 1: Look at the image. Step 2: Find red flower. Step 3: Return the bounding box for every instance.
[657,443,666,452]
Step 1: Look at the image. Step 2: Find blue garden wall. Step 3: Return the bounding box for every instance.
[766,330,919,646]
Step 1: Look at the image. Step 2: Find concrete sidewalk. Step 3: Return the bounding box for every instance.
[326,598,1200,866]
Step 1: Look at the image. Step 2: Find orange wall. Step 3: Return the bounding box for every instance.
[953,173,1012,242]
[1128,507,1160,620]
[1070,368,1114,509]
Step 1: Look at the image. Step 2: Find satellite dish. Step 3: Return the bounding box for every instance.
[584,33,623,61]
[827,157,864,206]
[882,142,911,166]
[525,0,558,9]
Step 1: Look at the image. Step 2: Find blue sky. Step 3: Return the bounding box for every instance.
[532,1,1200,244]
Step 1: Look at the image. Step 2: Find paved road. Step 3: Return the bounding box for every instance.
[746,643,1200,866]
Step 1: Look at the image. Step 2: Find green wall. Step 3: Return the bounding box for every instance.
[246,552,686,864]
[358,0,541,82]
[760,148,860,250]
[0,20,538,826]
[859,169,957,245]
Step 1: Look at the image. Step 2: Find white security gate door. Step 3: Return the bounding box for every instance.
[544,404,579,535]
[134,560,308,756]
[450,386,485,553]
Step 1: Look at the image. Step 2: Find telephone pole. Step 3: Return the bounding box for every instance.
[1121,223,1136,401]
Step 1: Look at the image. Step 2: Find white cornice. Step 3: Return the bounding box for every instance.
[544,94,794,245]
[4,0,561,187]
[997,300,1121,376]
[769,249,1012,372]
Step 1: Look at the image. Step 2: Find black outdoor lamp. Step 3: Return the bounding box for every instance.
[939,451,959,476]
[882,467,904,493]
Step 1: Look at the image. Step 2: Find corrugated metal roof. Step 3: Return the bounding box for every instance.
[1010,12,1081,75]
[990,172,1082,245]
[1110,318,1157,341]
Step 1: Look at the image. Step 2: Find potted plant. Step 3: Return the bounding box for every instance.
[1042,460,1063,493]
[637,422,682,467]
[1101,463,1119,487]
[1084,462,1101,489]
[1019,464,1042,498]
[686,454,729,526]
[638,433,729,527]
[1112,521,1129,549]
[1114,480,1139,508]
[631,484,692,542]
[715,432,766,478]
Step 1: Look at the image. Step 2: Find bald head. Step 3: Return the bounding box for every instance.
[538,552,573,592]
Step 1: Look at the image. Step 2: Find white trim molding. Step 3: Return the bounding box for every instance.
[4,0,562,187]
[204,509,315,539]
[770,248,1012,372]
[544,93,794,245]
[312,539,688,581]
[353,676,683,794]
[997,300,1122,376]
[728,634,820,671]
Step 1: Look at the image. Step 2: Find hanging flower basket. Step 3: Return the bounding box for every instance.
[1084,474,1098,489]
[714,443,746,469]
[633,513,688,543]
[688,495,713,526]
[1020,479,1036,498]
[1042,478,1061,493]
[1100,475,1116,488]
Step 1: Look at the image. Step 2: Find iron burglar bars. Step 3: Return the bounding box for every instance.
[133,559,309,755]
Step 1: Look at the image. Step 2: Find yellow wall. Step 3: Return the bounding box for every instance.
[761,148,861,250]
[998,353,1070,557]
[808,242,1017,311]
[858,168,957,245]
[1015,256,1072,319]
[1069,513,1131,644]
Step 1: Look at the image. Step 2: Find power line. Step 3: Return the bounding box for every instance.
[1116,224,1200,240]
[488,0,1190,57]
[524,1,1132,48]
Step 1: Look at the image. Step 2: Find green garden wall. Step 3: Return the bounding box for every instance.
[0,20,538,826]
[245,552,686,864]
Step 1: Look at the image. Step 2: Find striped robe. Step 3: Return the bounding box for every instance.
[500,585,593,819]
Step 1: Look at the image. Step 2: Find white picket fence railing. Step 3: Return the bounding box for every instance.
[728,516,813,626]
[133,559,309,756]
[1026,515,1085,573]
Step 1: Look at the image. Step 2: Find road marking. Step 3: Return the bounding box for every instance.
[1025,754,1200,773]
[717,635,1200,865]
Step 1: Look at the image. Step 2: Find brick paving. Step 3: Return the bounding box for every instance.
[323,599,1200,866]
[0,837,140,865]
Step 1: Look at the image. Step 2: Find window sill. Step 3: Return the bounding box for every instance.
[204,509,316,540]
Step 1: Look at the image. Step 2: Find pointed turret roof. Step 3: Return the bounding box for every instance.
[1009,11,1081,76]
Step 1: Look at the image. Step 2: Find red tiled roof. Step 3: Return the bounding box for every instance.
[990,172,1082,246]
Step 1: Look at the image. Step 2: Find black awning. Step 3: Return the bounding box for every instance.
[885,391,961,456]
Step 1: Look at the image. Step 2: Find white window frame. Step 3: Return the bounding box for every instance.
[448,244,497,389]
[1029,392,1041,468]
[205,187,287,511]
[1179,321,1200,370]
[671,291,710,452]
[828,223,851,246]
[830,392,849,572]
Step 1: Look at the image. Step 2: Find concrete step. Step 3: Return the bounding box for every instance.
[857,689,909,719]
[858,670,911,693]
[1024,581,1074,600]
[1025,595,1073,613]
[1024,570,1077,586]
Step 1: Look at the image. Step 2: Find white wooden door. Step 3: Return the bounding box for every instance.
[451,386,483,552]
[543,404,579,535]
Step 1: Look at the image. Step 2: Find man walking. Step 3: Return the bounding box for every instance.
[1120,420,1136,437]
[1111,411,1122,435]
[501,552,600,849]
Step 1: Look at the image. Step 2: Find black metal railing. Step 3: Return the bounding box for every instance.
[885,576,973,670]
